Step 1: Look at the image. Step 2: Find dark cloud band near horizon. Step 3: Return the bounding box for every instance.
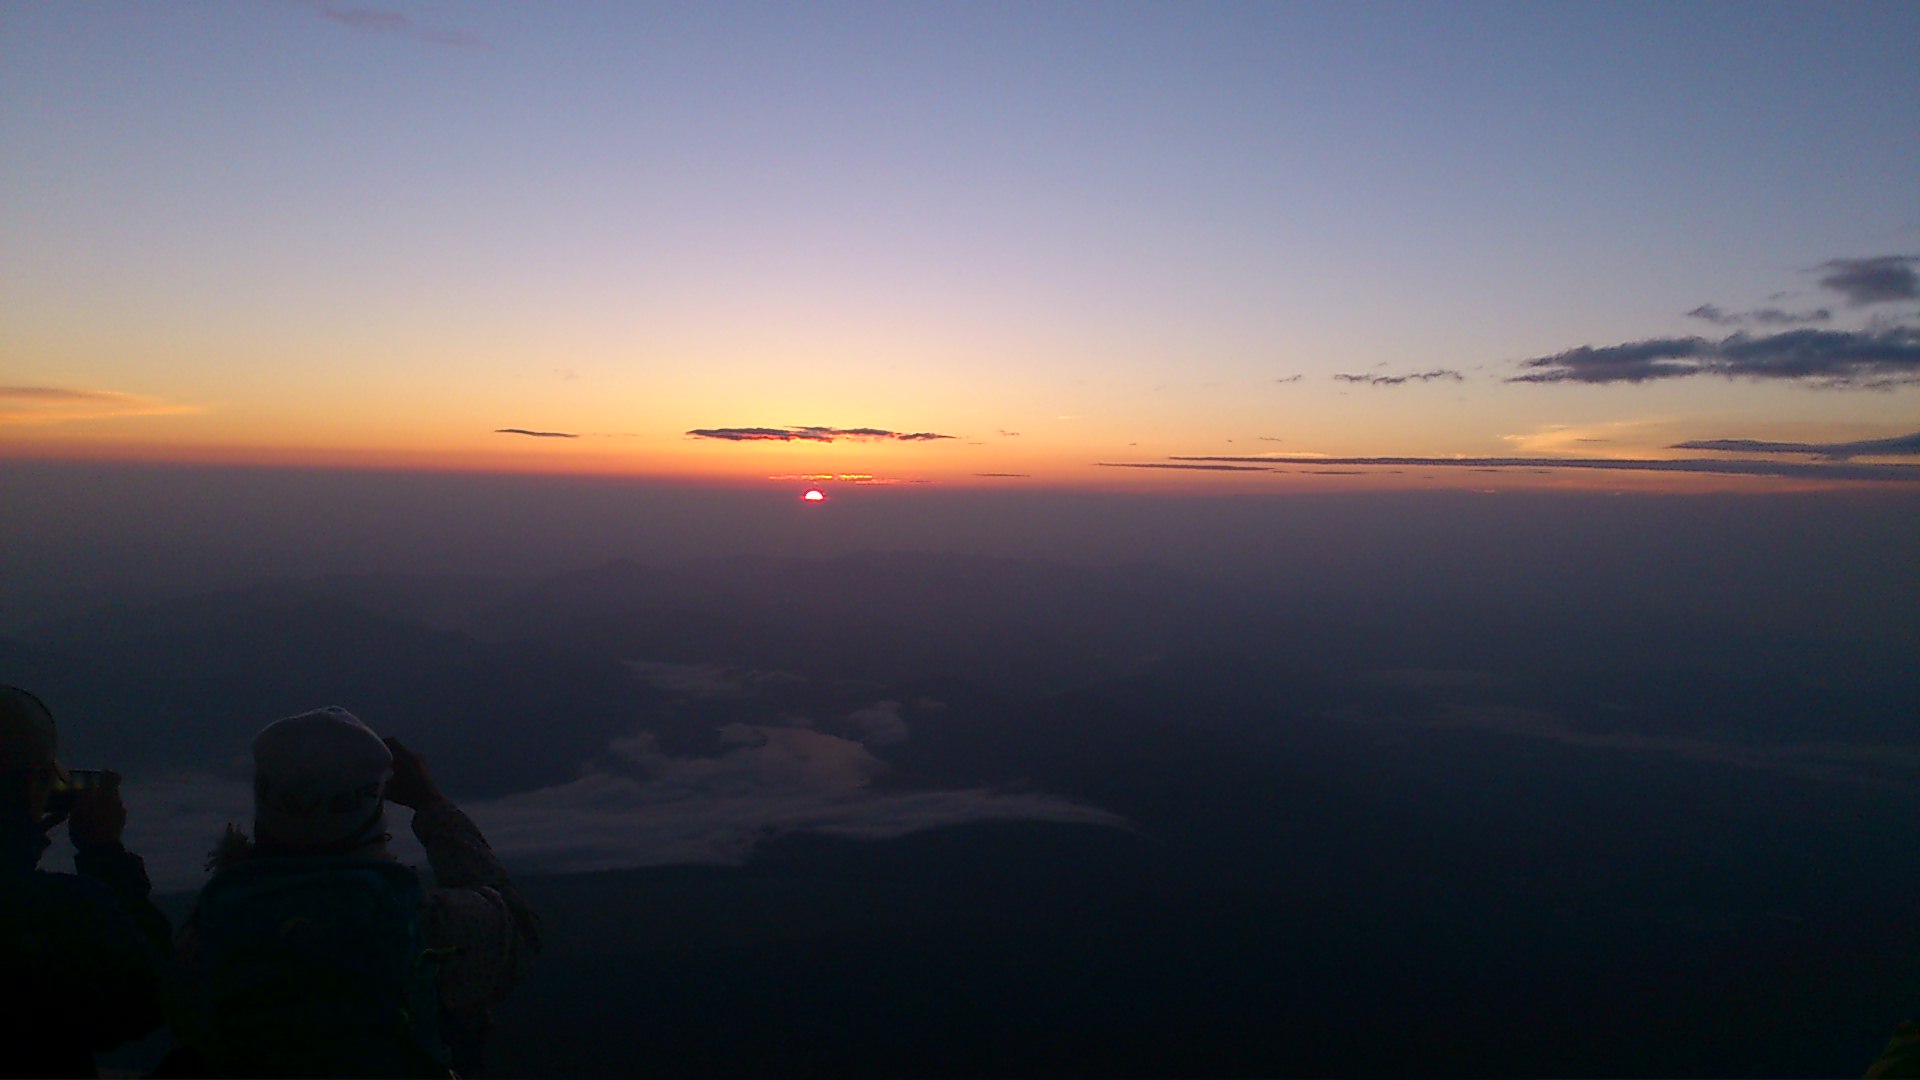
[689,426,956,443]
[1669,432,1920,460]
[496,427,579,439]
[1096,462,1275,472]
[1110,454,1920,483]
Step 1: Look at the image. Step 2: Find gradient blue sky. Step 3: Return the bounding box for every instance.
[3,1,1916,489]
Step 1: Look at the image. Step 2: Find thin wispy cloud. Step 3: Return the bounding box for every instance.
[1817,255,1920,306]
[1096,462,1275,472]
[2,387,112,401]
[305,1,487,48]
[1508,327,1920,388]
[767,473,927,485]
[1410,705,1920,793]
[1158,453,1920,483]
[0,385,200,425]
[1273,374,1304,384]
[495,427,579,439]
[1686,304,1831,327]
[974,472,1032,478]
[1669,431,1920,459]
[1333,369,1464,387]
[624,661,795,701]
[689,426,956,443]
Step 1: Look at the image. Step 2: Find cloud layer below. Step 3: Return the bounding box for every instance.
[115,724,1125,893]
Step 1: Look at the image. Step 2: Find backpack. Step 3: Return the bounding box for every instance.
[188,856,450,1078]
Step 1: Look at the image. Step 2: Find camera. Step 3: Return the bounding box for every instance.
[43,768,111,816]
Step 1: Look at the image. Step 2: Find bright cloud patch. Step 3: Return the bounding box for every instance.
[117,725,1125,893]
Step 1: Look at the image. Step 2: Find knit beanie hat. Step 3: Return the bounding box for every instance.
[252,706,391,850]
[0,685,69,782]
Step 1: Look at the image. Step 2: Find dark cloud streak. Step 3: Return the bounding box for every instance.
[1670,432,1920,459]
[689,426,957,443]
[1818,256,1920,305]
[1163,454,1920,483]
[1509,327,1920,387]
[1686,304,1831,326]
[1333,369,1465,387]
[1096,462,1274,472]
[496,428,580,439]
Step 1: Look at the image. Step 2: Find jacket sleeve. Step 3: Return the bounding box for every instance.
[28,870,170,1055]
[74,839,173,955]
[412,797,542,1011]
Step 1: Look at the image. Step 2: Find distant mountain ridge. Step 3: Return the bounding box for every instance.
[474,549,1297,693]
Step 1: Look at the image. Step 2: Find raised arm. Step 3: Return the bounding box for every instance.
[69,770,172,954]
[384,737,542,1005]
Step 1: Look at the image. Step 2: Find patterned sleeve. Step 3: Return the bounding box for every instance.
[73,840,173,954]
[411,798,542,1010]
[1867,1020,1920,1079]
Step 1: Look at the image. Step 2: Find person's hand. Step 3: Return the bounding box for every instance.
[67,770,126,847]
[383,737,444,809]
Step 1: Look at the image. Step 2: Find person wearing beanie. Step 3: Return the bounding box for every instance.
[0,684,171,1079]
[170,707,540,1078]
[250,706,395,855]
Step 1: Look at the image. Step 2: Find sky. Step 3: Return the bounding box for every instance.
[2,0,1918,492]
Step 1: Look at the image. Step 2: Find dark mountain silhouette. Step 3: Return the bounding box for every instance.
[473,551,1311,693]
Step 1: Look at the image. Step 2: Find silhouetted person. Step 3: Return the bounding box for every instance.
[0,685,171,1078]
[171,707,540,1078]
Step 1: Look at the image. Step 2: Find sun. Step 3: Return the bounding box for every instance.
[802,489,826,502]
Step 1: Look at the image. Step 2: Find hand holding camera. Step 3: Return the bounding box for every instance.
[56,769,127,846]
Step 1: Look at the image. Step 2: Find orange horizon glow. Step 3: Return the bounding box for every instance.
[2,435,1911,498]
[6,6,1918,524]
